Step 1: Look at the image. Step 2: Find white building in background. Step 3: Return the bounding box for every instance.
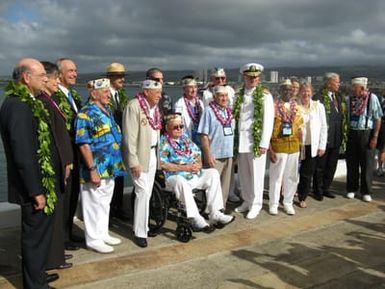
[270,71,279,83]
[306,76,312,84]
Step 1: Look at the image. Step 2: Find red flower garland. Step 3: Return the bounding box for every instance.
[350,93,369,116]
[184,96,202,124]
[166,133,192,156]
[209,101,233,125]
[137,92,162,130]
[276,98,298,123]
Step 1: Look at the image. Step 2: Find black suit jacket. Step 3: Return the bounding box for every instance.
[313,90,343,148]
[39,93,74,191]
[0,96,56,204]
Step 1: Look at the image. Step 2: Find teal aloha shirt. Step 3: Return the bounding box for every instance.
[159,133,202,180]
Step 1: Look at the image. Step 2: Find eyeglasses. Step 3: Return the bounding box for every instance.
[172,124,184,130]
[215,77,225,81]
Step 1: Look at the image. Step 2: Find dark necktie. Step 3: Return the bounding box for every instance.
[332,93,338,112]
[114,92,120,106]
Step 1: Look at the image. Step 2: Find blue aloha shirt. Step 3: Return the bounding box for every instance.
[75,102,127,183]
[159,133,202,180]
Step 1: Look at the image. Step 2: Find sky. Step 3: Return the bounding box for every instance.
[0,0,384,75]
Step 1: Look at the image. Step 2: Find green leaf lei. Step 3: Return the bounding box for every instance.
[5,81,57,215]
[117,87,129,108]
[55,88,82,130]
[321,89,348,152]
[233,85,265,157]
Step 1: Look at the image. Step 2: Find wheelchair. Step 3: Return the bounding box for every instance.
[132,170,207,243]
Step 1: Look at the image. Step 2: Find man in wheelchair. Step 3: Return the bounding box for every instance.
[159,113,235,232]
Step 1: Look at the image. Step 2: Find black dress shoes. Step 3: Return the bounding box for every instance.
[57,262,73,269]
[313,193,324,201]
[46,272,59,283]
[65,242,80,251]
[323,191,336,199]
[134,236,148,248]
[148,229,159,238]
[71,235,85,243]
[65,254,73,260]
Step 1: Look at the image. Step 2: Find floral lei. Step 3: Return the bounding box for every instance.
[350,93,369,116]
[55,88,82,130]
[183,96,202,124]
[5,81,57,215]
[322,88,348,152]
[209,101,233,125]
[276,98,298,123]
[136,92,162,130]
[233,85,265,157]
[166,133,192,156]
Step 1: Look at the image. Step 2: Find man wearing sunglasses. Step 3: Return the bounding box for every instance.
[201,68,235,108]
[159,113,235,232]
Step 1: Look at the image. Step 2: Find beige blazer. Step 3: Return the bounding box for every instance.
[122,98,160,172]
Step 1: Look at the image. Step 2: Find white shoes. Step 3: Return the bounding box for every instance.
[269,205,278,215]
[192,215,210,230]
[103,236,122,246]
[235,202,249,213]
[346,192,355,199]
[363,194,372,202]
[211,212,235,225]
[283,204,295,215]
[88,243,114,254]
[246,206,260,219]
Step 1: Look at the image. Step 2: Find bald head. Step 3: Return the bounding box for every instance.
[13,58,47,96]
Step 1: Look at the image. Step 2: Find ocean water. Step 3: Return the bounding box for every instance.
[0,85,183,202]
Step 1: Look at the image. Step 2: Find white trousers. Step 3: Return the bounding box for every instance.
[238,152,267,211]
[166,168,224,219]
[132,149,157,238]
[269,152,300,207]
[81,178,114,247]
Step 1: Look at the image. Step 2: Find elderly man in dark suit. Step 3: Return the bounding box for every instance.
[54,57,83,250]
[0,58,58,288]
[313,72,345,200]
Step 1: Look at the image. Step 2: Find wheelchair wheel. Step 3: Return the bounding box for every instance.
[175,224,192,243]
[149,181,168,231]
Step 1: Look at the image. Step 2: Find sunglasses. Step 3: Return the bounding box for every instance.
[215,77,226,80]
[172,124,184,130]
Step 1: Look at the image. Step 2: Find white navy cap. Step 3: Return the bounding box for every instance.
[142,79,162,89]
[240,63,264,76]
[351,77,368,88]
[211,68,226,77]
[213,85,228,94]
[182,78,197,87]
[87,78,110,90]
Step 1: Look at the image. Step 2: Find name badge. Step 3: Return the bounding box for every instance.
[223,124,233,136]
[281,122,292,137]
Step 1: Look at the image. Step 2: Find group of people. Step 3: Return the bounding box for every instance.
[0,58,384,289]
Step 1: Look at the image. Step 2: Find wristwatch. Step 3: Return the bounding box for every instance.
[88,165,96,171]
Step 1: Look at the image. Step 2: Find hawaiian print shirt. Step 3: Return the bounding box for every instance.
[75,102,127,183]
[159,133,202,180]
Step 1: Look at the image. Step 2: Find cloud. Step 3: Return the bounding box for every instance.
[0,0,385,75]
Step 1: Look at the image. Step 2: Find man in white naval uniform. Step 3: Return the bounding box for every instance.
[233,63,275,219]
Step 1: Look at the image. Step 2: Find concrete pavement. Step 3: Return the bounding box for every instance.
[0,173,384,289]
